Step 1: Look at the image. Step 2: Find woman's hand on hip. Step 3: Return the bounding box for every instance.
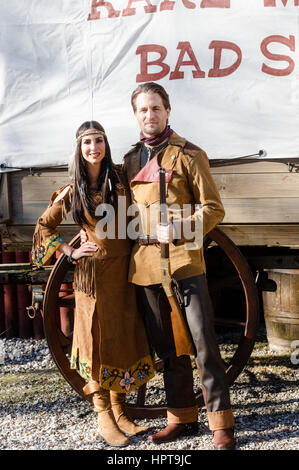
[72,242,98,260]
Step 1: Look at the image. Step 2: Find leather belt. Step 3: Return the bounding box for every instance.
[137,236,160,245]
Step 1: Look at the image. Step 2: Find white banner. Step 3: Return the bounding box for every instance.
[0,0,298,170]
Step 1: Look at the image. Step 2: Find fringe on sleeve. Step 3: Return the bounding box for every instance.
[31,184,73,266]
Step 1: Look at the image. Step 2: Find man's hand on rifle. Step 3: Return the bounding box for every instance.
[156,222,176,244]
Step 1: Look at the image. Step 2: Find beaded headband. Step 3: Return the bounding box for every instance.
[77,128,106,143]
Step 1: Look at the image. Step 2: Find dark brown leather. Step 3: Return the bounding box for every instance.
[213,428,235,450]
[148,422,199,444]
[137,236,159,245]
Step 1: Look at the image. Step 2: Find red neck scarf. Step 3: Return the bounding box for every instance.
[140,125,173,147]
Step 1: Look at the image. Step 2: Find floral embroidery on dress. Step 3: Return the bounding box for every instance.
[78,360,92,381]
[32,232,64,266]
[119,371,135,392]
[100,360,154,392]
[70,350,154,392]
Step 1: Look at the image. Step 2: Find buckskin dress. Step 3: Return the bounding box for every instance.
[31,175,155,393]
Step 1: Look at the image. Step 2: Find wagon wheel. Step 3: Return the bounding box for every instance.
[43,227,259,418]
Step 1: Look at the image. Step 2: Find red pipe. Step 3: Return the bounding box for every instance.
[2,249,18,339]
[15,251,33,338]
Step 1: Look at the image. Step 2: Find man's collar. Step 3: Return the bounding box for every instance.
[168,131,186,147]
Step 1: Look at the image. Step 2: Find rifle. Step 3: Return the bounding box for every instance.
[159,167,195,357]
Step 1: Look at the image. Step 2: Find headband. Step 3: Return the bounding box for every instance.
[77,128,106,142]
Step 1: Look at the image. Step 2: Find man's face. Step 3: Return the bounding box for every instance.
[134,92,170,137]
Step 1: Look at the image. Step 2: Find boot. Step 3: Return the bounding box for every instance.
[148,422,198,444]
[97,409,130,447]
[83,381,130,447]
[213,428,235,450]
[110,391,149,436]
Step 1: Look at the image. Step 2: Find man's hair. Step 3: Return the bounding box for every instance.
[131,82,171,112]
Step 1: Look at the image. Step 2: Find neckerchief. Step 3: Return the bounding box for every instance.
[140,125,173,147]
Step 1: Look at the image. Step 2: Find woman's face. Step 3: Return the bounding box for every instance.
[81,133,106,167]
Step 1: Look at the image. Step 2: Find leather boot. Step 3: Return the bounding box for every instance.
[110,391,148,436]
[83,382,130,447]
[97,409,130,447]
[213,428,235,450]
[148,422,198,444]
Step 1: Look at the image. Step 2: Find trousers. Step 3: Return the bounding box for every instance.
[136,274,233,428]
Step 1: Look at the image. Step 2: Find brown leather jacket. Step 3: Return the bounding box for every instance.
[123,131,225,286]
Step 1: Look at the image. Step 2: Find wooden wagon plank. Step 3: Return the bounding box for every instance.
[10,173,71,202]
[220,225,299,247]
[214,173,299,199]
[2,223,299,250]
[11,172,299,202]
[0,225,79,251]
[222,198,299,224]
[11,202,74,225]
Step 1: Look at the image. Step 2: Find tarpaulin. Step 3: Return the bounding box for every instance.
[0,0,298,171]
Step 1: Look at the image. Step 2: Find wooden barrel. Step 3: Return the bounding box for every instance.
[262,269,299,350]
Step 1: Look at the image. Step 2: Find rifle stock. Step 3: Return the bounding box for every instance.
[159,168,195,357]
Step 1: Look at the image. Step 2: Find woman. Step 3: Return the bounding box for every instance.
[32,121,155,447]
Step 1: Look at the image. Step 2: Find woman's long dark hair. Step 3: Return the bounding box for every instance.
[71,121,118,227]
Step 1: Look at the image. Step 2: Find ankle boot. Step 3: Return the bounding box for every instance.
[213,428,235,450]
[83,381,130,447]
[97,409,130,447]
[148,422,198,444]
[110,391,148,436]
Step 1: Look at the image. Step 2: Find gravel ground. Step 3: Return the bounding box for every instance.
[0,325,298,452]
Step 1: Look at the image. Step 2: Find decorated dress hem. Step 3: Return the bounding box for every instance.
[70,351,155,393]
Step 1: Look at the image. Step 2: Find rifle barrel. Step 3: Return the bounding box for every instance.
[159,167,169,258]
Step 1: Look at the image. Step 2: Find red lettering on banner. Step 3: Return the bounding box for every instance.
[122,0,157,16]
[136,45,170,82]
[200,0,230,7]
[261,35,295,76]
[182,0,196,9]
[88,0,120,20]
[160,0,175,11]
[170,42,205,79]
[264,0,299,6]
[208,41,242,77]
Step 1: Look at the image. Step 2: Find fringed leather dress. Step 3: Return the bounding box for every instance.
[32,175,155,393]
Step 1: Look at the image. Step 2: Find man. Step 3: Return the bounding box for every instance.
[122,82,235,450]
